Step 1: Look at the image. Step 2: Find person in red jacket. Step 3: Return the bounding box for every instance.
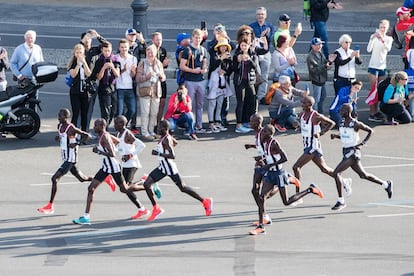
[164,84,198,140]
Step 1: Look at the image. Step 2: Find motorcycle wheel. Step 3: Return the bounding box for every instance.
[11,108,41,139]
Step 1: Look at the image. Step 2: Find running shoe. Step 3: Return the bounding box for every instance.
[249,225,266,235]
[104,175,116,192]
[289,175,301,188]
[309,183,324,198]
[386,180,393,199]
[147,205,164,221]
[331,201,346,211]
[131,208,149,219]
[289,198,304,207]
[202,197,213,216]
[251,214,272,226]
[37,203,54,214]
[274,124,287,133]
[153,182,162,199]
[140,174,148,182]
[72,216,91,225]
[343,178,353,197]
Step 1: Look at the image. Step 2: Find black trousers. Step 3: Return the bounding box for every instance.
[70,92,90,131]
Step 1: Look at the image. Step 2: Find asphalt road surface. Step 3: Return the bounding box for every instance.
[0,73,414,276]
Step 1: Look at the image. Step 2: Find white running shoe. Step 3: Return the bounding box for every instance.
[290,198,304,207]
[343,178,353,197]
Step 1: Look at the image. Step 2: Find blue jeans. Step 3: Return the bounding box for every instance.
[313,21,329,58]
[185,80,207,129]
[117,89,136,123]
[312,84,327,114]
[269,107,297,128]
[168,112,196,134]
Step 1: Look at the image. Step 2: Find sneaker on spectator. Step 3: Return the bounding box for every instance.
[216,124,228,132]
[368,115,383,122]
[235,125,253,134]
[385,120,399,125]
[196,128,212,134]
[209,125,220,133]
[274,124,287,132]
[130,127,140,135]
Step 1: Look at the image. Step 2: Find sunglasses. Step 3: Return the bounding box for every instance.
[343,41,352,44]
[242,31,252,35]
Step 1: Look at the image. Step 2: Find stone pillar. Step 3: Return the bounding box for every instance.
[131,0,149,38]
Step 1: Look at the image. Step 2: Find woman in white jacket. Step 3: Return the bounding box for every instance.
[366,19,393,122]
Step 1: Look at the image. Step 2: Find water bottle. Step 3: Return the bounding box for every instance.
[305,84,310,95]
[0,113,3,121]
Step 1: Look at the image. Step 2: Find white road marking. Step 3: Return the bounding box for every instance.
[367,202,414,218]
[364,163,414,169]
[66,225,149,238]
[365,154,414,161]
[368,213,414,218]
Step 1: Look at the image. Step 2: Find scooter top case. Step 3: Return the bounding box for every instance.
[32,62,58,83]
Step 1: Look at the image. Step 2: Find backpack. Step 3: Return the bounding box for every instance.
[303,0,311,20]
[377,77,391,102]
[389,24,403,50]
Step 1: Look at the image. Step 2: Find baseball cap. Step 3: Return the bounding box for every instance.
[396,6,412,17]
[279,13,291,22]
[311,37,324,45]
[125,28,137,36]
[176,33,191,44]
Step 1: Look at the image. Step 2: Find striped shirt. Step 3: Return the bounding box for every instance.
[264,138,282,172]
[59,123,78,163]
[300,111,322,151]
[156,134,179,175]
[98,133,121,174]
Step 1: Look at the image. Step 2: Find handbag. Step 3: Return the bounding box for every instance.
[65,71,73,87]
[138,86,152,97]
[293,70,300,84]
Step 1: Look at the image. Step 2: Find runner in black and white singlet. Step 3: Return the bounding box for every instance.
[249,124,324,235]
[292,96,344,196]
[330,103,393,211]
[73,118,139,225]
[37,109,92,215]
[143,120,213,222]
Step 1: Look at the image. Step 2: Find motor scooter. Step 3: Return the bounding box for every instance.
[0,62,58,139]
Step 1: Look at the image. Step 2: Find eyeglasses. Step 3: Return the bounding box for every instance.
[343,41,352,44]
[402,78,408,80]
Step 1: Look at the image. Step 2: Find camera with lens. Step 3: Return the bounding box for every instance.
[150,74,158,84]
[82,79,97,94]
[177,91,183,102]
